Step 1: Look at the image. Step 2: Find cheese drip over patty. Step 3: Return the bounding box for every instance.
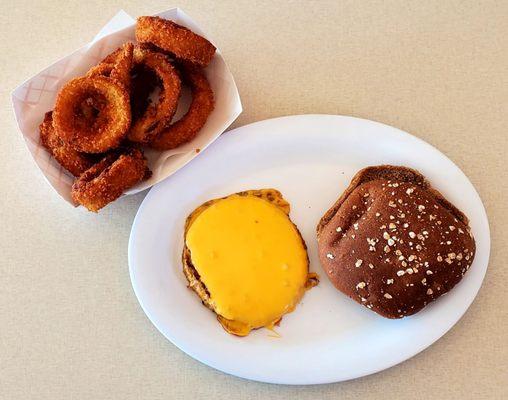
[185,192,314,336]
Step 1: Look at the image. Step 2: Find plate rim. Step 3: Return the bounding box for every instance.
[128,114,490,385]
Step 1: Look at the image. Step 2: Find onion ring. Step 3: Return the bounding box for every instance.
[126,46,181,143]
[135,16,216,67]
[39,111,96,176]
[149,64,214,150]
[87,42,134,90]
[53,75,131,153]
[71,148,149,212]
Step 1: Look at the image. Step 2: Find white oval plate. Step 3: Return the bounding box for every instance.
[129,115,490,385]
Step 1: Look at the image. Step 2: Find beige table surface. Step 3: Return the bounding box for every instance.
[1,1,507,398]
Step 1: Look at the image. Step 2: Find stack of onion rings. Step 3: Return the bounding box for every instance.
[40,16,216,211]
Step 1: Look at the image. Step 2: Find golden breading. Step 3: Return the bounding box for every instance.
[136,16,216,67]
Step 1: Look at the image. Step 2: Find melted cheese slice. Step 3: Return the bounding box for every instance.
[185,193,310,336]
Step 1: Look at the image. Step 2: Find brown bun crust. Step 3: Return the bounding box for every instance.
[317,165,475,318]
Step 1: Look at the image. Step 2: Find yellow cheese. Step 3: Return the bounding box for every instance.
[185,192,313,336]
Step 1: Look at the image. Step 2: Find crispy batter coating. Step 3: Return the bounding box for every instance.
[126,46,181,143]
[87,42,134,90]
[71,148,149,212]
[136,16,216,67]
[53,76,131,153]
[39,111,96,176]
[149,64,214,150]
